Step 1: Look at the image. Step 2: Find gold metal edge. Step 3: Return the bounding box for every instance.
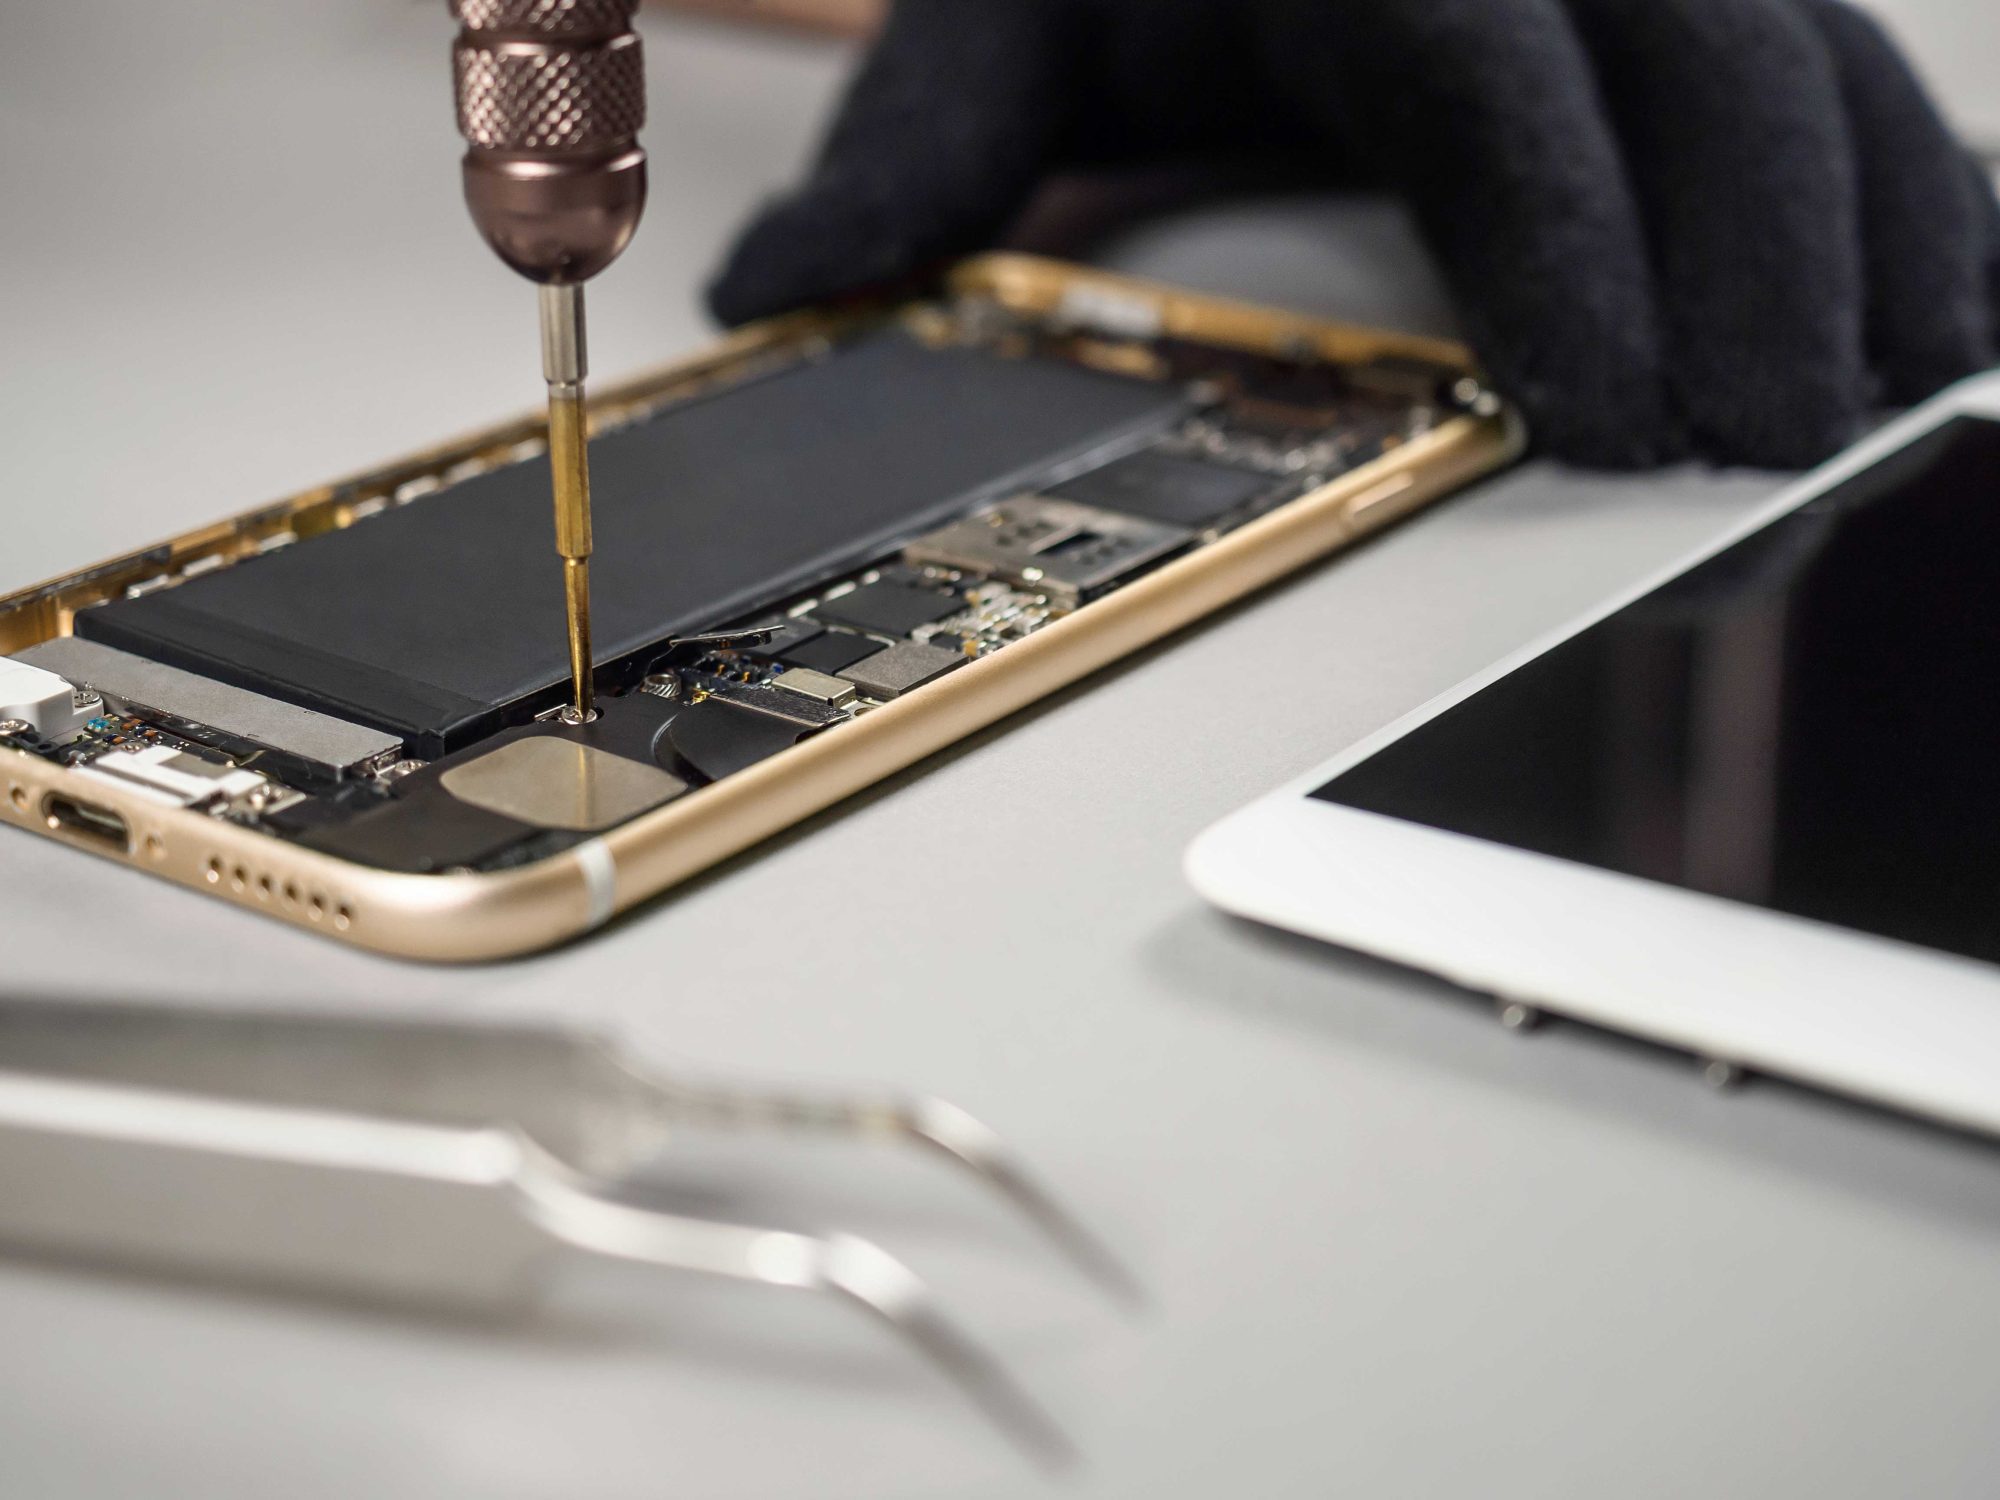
[0,748,594,962]
[0,258,1519,962]
[948,253,1480,370]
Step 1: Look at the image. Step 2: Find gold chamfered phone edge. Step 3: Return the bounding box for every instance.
[0,257,1522,961]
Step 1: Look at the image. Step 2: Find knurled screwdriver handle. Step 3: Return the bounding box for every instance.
[451,0,648,285]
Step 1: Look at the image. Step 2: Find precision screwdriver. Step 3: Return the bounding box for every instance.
[451,0,650,724]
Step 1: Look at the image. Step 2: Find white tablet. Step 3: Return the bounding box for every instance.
[1189,370,2000,1136]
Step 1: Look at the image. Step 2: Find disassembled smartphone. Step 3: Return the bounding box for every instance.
[0,256,1521,960]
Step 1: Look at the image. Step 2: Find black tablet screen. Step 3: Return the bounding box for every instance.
[1315,415,2000,965]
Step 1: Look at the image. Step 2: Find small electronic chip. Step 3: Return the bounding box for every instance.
[778,630,883,677]
[771,668,857,708]
[74,744,267,809]
[904,496,1192,605]
[744,617,824,663]
[838,641,966,701]
[1046,450,1272,529]
[814,580,963,639]
[702,680,846,729]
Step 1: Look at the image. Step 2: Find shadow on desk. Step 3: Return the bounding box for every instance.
[1143,906,2000,1243]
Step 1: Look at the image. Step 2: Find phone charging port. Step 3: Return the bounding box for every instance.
[43,794,131,852]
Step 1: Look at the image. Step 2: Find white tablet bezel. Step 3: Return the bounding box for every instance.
[1187,371,2000,1137]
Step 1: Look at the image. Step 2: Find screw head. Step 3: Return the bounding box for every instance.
[1702,1059,1746,1091]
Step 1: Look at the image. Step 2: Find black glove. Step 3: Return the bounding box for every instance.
[708,0,2000,470]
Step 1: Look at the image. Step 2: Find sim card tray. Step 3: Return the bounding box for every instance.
[0,1000,1135,1467]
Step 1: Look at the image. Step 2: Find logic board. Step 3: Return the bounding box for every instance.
[0,257,1519,954]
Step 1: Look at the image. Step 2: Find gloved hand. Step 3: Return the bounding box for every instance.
[708,0,2000,469]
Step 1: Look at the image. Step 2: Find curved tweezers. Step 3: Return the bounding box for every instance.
[0,999,1128,1467]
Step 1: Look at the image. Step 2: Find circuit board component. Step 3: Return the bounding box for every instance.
[904,496,1193,605]
[0,658,98,741]
[1043,449,1274,529]
[73,744,268,810]
[18,636,400,781]
[771,668,856,707]
[838,641,966,701]
[771,629,883,677]
[814,580,963,638]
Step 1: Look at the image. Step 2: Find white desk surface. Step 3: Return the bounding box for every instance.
[4,6,1999,1497]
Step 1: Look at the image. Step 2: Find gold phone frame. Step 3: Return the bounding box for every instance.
[0,256,1522,961]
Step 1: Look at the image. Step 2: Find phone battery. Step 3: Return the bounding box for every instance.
[76,331,1190,756]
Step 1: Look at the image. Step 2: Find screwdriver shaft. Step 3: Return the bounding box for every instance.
[540,284,597,723]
